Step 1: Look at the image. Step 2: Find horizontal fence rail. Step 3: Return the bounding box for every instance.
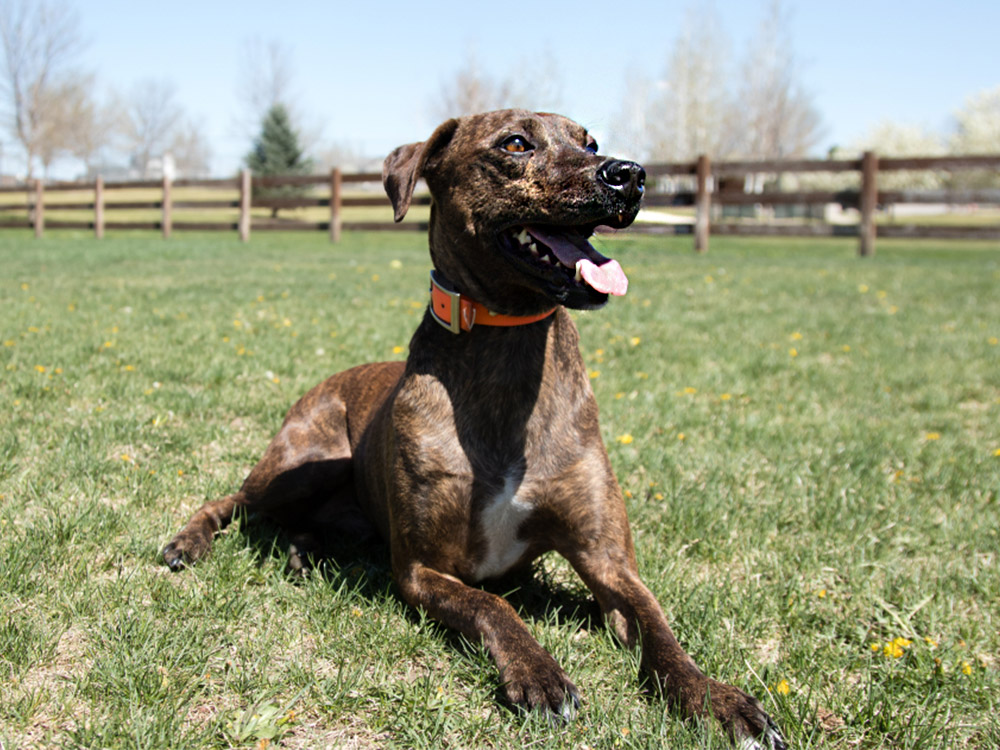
[1,153,997,254]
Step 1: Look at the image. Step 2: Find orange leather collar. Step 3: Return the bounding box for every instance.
[429,271,556,334]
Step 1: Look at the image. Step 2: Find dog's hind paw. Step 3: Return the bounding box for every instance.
[162,528,212,571]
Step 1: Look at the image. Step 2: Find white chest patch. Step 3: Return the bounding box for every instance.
[472,473,534,581]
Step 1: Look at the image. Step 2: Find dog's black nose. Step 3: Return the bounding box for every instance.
[598,160,645,201]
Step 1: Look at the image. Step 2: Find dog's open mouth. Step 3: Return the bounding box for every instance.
[504,225,629,297]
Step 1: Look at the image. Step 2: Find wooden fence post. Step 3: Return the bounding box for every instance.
[33,180,44,238]
[329,167,342,243]
[162,174,172,239]
[239,168,251,242]
[95,176,105,239]
[694,154,711,253]
[859,151,878,257]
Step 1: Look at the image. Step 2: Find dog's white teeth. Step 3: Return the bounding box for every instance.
[517,229,530,246]
[574,265,583,282]
[529,243,540,257]
[540,255,552,265]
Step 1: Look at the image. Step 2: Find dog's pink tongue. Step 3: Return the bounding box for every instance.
[525,226,629,296]
[578,258,629,296]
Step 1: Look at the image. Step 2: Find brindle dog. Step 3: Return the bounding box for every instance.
[163,110,786,749]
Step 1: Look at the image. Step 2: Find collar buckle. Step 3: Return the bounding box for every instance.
[429,270,464,334]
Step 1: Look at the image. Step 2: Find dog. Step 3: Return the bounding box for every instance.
[163,109,785,749]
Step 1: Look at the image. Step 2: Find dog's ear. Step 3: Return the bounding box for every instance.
[382,119,459,222]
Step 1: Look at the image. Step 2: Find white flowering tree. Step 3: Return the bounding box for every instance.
[949,86,1000,188]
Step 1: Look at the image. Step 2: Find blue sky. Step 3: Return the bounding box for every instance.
[55,0,1000,174]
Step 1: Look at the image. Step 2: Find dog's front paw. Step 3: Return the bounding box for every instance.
[709,680,787,750]
[500,650,581,722]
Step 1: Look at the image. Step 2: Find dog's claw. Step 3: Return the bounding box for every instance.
[162,544,186,571]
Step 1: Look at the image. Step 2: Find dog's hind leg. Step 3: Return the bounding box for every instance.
[162,492,241,570]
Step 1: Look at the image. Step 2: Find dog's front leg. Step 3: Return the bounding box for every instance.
[396,562,581,719]
[570,550,786,749]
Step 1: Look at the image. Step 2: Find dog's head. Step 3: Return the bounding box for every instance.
[383,110,644,315]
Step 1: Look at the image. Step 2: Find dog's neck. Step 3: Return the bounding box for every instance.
[428,271,556,334]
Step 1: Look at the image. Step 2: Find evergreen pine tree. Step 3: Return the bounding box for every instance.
[245,104,313,218]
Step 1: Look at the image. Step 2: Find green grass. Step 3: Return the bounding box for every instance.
[1,231,998,749]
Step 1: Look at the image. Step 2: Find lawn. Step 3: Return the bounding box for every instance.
[1,230,998,749]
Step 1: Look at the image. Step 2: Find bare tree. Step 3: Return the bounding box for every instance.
[237,38,295,133]
[644,6,737,162]
[431,49,563,121]
[734,0,823,160]
[116,79,182,177]
[0,0,83,177]
[33,72,96,175]
[169,119,212,178]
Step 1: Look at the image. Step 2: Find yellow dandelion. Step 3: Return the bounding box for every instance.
[654,492,664,500]
[961,661,973,676]
[371,274,380,282]
[3,340,13,347]
[121,454,132,463]
[617,434,633,445]
[392,345,404,354]
[887,306,898,315]
[817,589,827,599]
[858,284,869,293]
[589,370,600,379]
[271,377,280,384]
[103,341,114,348]
[993,448,1000,457]
[124,365,134,371]
[775,679,790,696]
[20,283,28,290]
[789,348,798,357]
[233,319,242,327]
[925,432,941,441]
[842,345,851,352]
[54,368,62,374]
[34,364,46,373]
[884,642,904,658]
[615,392,625,400]
[989,337,998,346]
[870,643,881,652]
[351,606,363,617]
[636,372,649,380]
[790,332,803,341]
[924,637,938,649]
[683,386,697,395]
[630,337,641,346]
[877,290,888,299]
[677,433,685,441]
[720,393,732,401]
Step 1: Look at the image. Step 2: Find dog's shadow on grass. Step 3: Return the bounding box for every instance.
[235,508,603,632]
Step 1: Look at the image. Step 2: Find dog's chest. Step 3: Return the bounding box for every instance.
[472,472,534,581]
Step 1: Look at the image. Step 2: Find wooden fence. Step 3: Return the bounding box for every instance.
[638,152,1000,255]
[3,153,998,255]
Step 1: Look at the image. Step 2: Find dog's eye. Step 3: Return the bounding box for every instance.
[501,136,533,153]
